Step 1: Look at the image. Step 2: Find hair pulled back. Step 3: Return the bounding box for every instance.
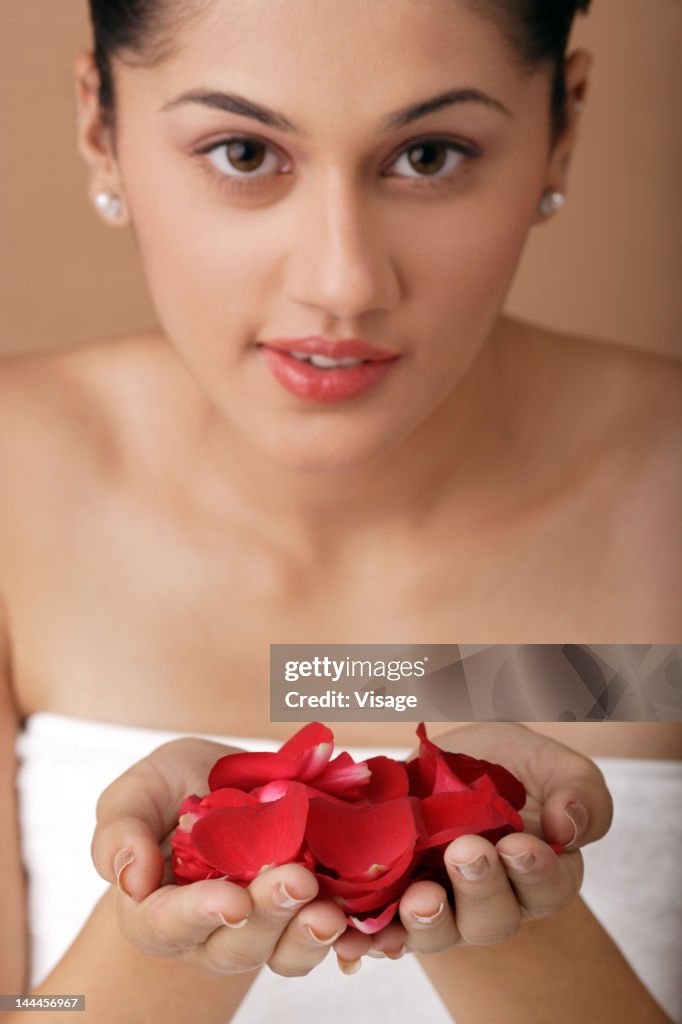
[89,0,592,135]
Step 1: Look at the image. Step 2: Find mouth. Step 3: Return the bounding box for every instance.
[256,337,401,404]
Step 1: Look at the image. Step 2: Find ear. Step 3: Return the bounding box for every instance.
[74,50,129,226]
[535,49,592,223]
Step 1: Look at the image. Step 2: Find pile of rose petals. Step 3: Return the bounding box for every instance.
[171,722,529,934]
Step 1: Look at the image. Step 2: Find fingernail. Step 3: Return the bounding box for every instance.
[114,849,134,897]
[412,901,445,926]
[275,881,310,909]
[337,956,362,975]
[499,850,535,874]
[564,801,589,849]
[215,912,249,930]
[366,950,387,958]
[385,944,407,960]
[304,924,345,946]
[451,854,489,881]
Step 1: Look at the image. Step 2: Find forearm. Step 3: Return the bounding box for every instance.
[8,886,257,1024]
[418,896,673,1024]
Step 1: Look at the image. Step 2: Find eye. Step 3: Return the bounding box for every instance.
[201,137,283,178]
[196,134,479,190]
[387,139,474,181]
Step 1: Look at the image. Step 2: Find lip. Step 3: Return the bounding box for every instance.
[256,336,401,404]
[260,336,400,361]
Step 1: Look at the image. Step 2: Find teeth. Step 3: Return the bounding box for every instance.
[309,354,364,369]
[285,350,365,368]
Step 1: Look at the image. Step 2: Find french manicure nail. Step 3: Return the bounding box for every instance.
[385,944,407,960]
[452,854,489,881]
[216,912,249,929]
[304,925,345,946]
[499,850,535,874]
[337,956,362,975]
[412,901,445,926]
[114,849,134,897]
[564,801,589,849]
[275,881,310,909]
[366,950,387,958]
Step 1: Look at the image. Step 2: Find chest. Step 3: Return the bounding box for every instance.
[7,474,672,744]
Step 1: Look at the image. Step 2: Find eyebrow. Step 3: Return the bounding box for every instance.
[160,86,512,133]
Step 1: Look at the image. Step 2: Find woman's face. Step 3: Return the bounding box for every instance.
[99,0,561,471]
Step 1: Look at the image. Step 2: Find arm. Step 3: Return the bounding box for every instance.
[0,596,261,1023]
[15,886,257,1024]
[0,589,28,995]
[419,895,674,1024]
[2,733,369,1024]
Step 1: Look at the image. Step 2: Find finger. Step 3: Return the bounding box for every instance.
[91,738,242,900]
[398,880,460,954]
[540,775,613,850]
[496,831,583,920]
[201,864,319,974]
[444,835,522,946]
[367,921,409,959]
[529,741,613,849]
[333,926,372,966]
[116,879,253,955]
[267,901,350,977]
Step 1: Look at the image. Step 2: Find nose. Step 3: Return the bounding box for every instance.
[283,172,401,318]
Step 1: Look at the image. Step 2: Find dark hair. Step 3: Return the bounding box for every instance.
[471,1,593,137]
[89,1,207,121]
[89,0,591,136]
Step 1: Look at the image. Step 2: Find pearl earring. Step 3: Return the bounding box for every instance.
[95,190,124,221]
[538,190,565,218]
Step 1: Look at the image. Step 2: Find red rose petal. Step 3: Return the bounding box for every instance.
[432,755,473,794]
[328,871,413,913]
[208,722,334,791]
[192,781,309,879]
[414,723,526,810]
[362,756,410,801]
[315,846,417,902]
[306,796,418,880]
[416,791,524,851]
[276,722,335,781]
[313,751,372,798]
[172,827,226,885]
[349,899,401,934]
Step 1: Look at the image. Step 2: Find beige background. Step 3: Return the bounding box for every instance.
[0,0,680,358]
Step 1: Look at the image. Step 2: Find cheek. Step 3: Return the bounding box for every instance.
[391,216,523,385]
[413,195,538,314]
[121,151,273,353]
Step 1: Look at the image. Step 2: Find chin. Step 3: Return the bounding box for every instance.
[254,419,408,475]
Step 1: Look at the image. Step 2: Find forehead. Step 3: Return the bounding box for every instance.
[121,0,526,123]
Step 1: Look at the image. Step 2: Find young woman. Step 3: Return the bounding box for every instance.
[0,0,679,1020]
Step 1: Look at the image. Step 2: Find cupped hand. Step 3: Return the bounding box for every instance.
[355,722,613,962]
[91,738,370,976]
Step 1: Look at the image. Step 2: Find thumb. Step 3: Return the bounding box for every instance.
[89,737,240,901]
[91,814,166,902]
[540,766,614,850]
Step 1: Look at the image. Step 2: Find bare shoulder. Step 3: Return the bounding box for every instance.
[512,319,681,469]
[509,321,681,634]
[0,330,182,446]
[0,333,184,538]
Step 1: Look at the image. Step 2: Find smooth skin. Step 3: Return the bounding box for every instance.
[0,0,680,1020]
